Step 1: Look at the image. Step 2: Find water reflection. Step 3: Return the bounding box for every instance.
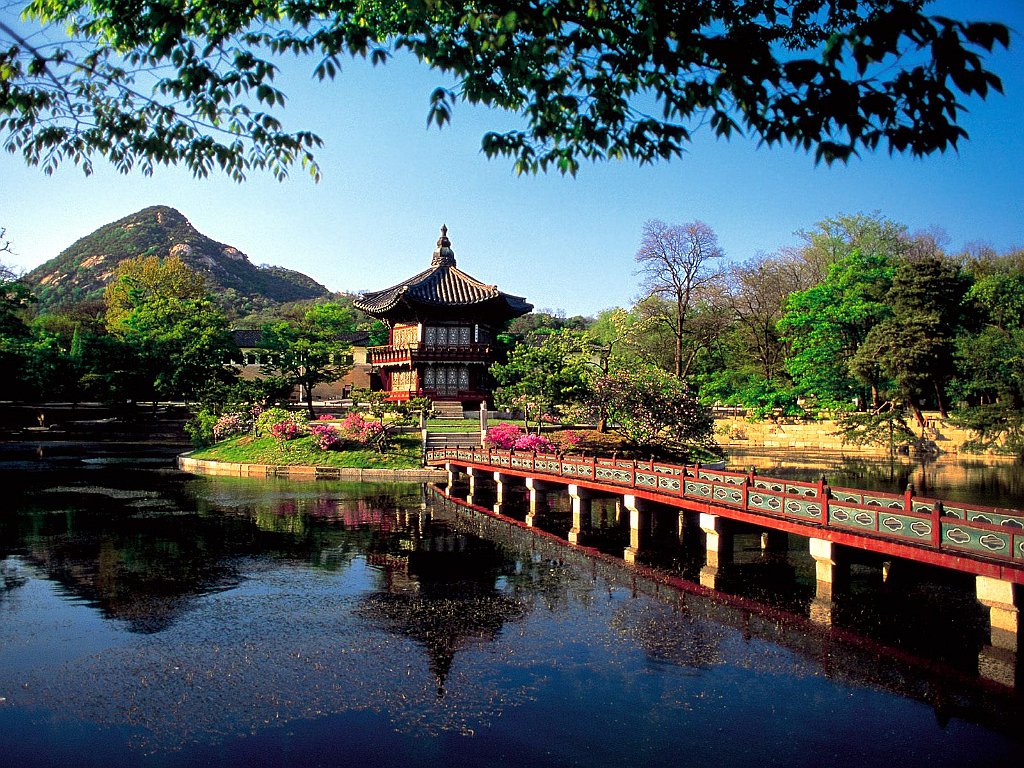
[0,443,1022,767]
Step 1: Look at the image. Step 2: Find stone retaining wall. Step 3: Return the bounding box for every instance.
[715,413,984,454]
[178,455,446,482]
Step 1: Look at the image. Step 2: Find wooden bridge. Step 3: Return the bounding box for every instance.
[426,446,1023,683]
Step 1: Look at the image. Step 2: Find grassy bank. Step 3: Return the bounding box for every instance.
[190,433,423,469]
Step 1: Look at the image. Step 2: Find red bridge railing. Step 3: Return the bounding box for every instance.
[425,447,1024,568]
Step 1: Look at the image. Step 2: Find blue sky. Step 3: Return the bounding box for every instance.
[2,1,1022,317]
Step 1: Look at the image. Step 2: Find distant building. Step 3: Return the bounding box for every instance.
[353,226,533,408]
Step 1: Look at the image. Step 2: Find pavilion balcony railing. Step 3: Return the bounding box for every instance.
[368,343,493,366]
[384,388,488,402]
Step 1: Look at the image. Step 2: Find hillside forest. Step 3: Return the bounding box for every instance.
[1,212,1023,456]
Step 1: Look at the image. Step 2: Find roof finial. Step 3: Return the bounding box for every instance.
[432,224,456,267]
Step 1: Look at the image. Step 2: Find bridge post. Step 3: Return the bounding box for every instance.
[465,466,480,504]
[493,471,509,504]
[699,513,733,589]
[525,477,553,527]
[622,495,650,564]
[809,538,848,625]
[567,484,593,545]
[976,576,1019,686]
[444,461,459,489]
[761,530,788,552]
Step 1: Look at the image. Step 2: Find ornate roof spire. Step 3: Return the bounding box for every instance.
[431,224,456,267]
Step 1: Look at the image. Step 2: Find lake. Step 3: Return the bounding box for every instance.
[1,441,1022,767]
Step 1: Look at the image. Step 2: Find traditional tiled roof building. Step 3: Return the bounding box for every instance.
[353,226,532,407]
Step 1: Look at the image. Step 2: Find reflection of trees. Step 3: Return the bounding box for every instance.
[9,477,429,632]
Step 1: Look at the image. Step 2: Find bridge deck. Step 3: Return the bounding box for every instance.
[426,447,1024,584]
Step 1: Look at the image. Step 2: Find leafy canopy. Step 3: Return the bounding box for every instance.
[1,1,1010,180]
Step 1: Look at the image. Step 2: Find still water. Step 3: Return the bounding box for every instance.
[1,442,1023,767]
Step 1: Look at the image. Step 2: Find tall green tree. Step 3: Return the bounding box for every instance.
[491,328,591,430]
[260,302,355,417]
[104,255,237,402]
[778,248,896,410]
[854,256,970,423]
[2,2,1009,179]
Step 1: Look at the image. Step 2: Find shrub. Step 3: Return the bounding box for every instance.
[513,433,555,453]
[270,419,305,441]
[185,409,219,447]
[309,423,342,450]
[317,413,336,421]
[255,407,308,436]
[485,422,523,449]
[213,412,247,440]
[338,412,385,445]
[550,429,584,451]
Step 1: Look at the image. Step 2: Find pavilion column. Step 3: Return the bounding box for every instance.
[622,495,650,564]
[465,466,480,505]
[444,462,459,490]
[567,484,593,546]
[976,576,1019,686]
[699,513,733,589]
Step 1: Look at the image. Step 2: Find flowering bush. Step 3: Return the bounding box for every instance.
[270,418,305,441]
[213,412,247,440]
[256,407,308,436]
[317,413,336,421]
[485,422,523,449]
[309,423,342,450]
[338,412,384,445]
[513,433,556,453]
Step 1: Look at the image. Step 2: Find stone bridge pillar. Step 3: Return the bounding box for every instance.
[976,576,1019,686]
[525,477,554,527]
[465,466,481,505]
[623,495,650,564]
[699,513,734,589]
[809,538,848,625]
[567,484,594,545]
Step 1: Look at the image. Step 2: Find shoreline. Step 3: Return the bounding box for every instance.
[177,454,447,482]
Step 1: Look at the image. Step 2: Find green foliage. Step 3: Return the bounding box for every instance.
[491,329,591,429]
[700,371,802,421]
[255,407,309,436]
[103,254,239,401]
[778,248,896,408]
[184,408,220,448]
[592,365,715,458]
[835,406,918,457]
[260,302,354,416]
[949,404,1024,457]
[4,2,1009,179]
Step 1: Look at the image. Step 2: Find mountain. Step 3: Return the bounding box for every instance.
[24,206,330,315]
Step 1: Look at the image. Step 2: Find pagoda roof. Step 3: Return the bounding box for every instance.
[353,226,533,321]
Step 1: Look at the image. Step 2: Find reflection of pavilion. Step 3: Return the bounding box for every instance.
[358,506,526,696]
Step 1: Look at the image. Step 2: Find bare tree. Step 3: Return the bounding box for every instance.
[634,219,724,379]
[727,254,801,381]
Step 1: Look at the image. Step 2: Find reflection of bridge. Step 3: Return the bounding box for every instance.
[426,447,1023,685]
